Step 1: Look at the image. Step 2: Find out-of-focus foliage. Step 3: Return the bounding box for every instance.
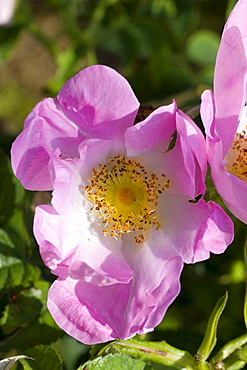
[0,0,245,369]
[0,0,235,140]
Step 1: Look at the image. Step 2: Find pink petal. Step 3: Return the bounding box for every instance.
[156,142,196,198]
[120,230,183,334]
[51,139,114,215]
[48,278,114,344]
[68,229,133,286]
[201,0,247,225]
[69,243,133,285]
[159,194,233,263]
[57,65,140,139]
[34,205,133,285]
[126,101,206,199]
[176,109,207,196]
[11,98,85,191]
[33,205,81,272]
[125,102,177,156]
[214,26,247,156]
[224,0,247,47]
[192,201,234,263]
[47,231,183,344]
[200,89,216,140]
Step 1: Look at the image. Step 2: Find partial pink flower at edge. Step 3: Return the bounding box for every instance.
[200,0,247,224]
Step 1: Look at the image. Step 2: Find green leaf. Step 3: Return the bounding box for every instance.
[54,335,89,370]
[197,292,228,361]
[220,344,247,370]
[79,354,152,370]
[0,320,62,355]
[0,355,33,370]
[97,339,195,370]
[186,29,220,66]
[0,229,40,290]
[0,260,40,290]
[20,345,63,370]
[0,296,42,335]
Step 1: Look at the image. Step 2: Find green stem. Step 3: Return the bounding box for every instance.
[212,333,247,364]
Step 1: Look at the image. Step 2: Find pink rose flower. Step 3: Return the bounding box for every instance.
[201,0,247,223]
[11,65,233,344]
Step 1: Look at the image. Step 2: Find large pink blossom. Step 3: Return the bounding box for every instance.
[201,0,247,223]
[11,65,233,344]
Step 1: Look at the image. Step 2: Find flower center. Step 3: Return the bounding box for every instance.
[118,187,135,206]
[225,106,247,182]
[85,155,170,244]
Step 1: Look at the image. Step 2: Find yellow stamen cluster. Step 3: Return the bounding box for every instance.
[85,155,170,244]
[225,129,247,182]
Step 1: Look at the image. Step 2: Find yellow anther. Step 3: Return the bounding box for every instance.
[226,128,247,182]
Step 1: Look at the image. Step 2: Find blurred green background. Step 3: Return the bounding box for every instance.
[1,0,246,369]
[0,0,238,141]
